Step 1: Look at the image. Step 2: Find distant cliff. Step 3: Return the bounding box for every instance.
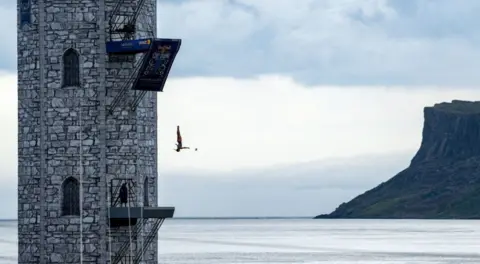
[316,100,480,219]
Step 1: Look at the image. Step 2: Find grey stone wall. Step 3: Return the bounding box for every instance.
[18,0,160,263]
[18,0,42,262]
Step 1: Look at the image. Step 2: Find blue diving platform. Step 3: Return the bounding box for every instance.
[106,38,182,92]
[106,38,153,54]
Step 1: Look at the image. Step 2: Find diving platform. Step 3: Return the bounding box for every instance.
[107,177,173,263]
[109,207,175,227]
[108,178,175,227]
[106,38,154,54]
[109,207,175,219]
[107,38,182,113]
[106,38,181,92]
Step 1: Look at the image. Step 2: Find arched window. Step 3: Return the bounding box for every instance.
[62,48,80,87]
[62,177,80,216]
[143,177,149,207]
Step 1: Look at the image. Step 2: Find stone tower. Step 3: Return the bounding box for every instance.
[17,0,180,263]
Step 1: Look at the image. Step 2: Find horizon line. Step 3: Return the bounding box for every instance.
[0,216,314,221]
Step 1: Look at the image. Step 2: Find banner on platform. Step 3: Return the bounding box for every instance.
[133,39,182,92]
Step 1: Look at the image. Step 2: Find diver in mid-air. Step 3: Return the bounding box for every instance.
[175,125,197,152]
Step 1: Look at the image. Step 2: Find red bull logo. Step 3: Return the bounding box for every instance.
[158,45,171,53]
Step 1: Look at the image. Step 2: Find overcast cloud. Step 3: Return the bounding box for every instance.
[158,0,480,86]
[1,0,480,218]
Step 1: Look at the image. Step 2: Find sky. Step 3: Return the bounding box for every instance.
[1,0,480,218]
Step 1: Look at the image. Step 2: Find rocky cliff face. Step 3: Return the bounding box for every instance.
[316,100,480,219]
[412,100,480,165]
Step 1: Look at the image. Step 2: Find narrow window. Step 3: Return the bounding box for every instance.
[62,177,80,216]
[62,48,80,87]
[143,178,149,207]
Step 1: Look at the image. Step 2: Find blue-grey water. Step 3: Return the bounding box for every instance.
[1,219,479,263]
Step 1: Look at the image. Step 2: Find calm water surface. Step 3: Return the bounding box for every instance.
[1,219,479,263]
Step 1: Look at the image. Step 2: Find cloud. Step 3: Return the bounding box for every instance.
[156,0,480,86]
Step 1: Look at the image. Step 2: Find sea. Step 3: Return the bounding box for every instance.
[1,219,479,263]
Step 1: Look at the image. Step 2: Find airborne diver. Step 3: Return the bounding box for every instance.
[175,125,197,152]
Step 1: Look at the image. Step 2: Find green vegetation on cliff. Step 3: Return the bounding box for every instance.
[316,100,480,219]
[433,100,480,114]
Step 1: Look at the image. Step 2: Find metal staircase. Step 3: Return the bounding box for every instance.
[110,218,165,264]
[133,219,164,264]
[107,52,149,115]
[108,0,149,41]
[111,219,144,264]
[106,0,182,115]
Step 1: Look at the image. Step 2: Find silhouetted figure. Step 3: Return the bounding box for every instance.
[119,183,128,207]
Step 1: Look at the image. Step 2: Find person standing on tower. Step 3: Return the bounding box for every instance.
[119,182,128,207]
